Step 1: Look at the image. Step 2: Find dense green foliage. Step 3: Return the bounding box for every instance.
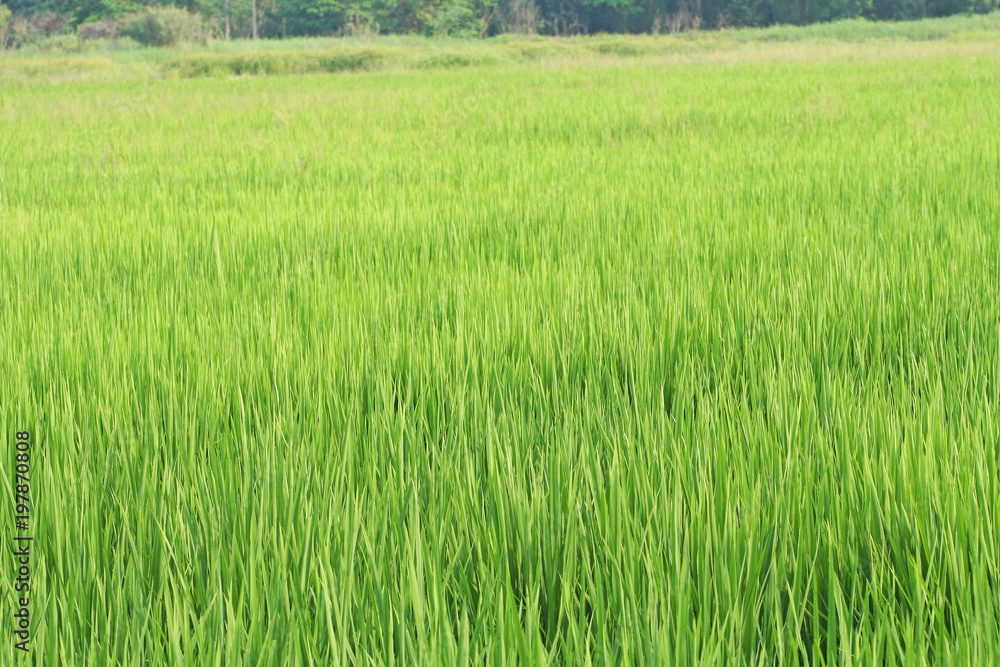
[2,39,999,664]
[1,0,997,41]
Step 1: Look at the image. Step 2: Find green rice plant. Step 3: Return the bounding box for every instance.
[410,49,509,68]
[740,12,1000,42]
[587,38,662,55]
[163,48,384,78]
[501,40,587,60]
[0,34,998,666]
[0,55,147,82]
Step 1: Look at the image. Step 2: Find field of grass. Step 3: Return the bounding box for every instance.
[2,30,1000,665]
[4,11,1000,83]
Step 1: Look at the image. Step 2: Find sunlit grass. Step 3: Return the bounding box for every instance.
[1,40,999,664]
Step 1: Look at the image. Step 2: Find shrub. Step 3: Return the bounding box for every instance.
[427,4,483,37]
[0,4,11,49]
[118,6,211,47]
[1,12,66,49]
[78,20,118,42]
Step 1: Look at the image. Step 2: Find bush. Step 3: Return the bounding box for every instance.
[0,4,11,49]
[78,20,118,42]
[427,4,483,37]
[1,12,66,49]
[118,6,211,47]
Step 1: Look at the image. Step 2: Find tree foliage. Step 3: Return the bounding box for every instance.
[4,0,995,38]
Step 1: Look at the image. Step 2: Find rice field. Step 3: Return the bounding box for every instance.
[1,36,999,665]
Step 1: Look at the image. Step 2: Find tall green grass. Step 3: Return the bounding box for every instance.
[1,44,999,664]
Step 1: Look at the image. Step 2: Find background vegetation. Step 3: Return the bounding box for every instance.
[4,10,1000,81]
[0,0,997,49]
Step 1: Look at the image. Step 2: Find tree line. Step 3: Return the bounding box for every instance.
[2,0,996,43]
